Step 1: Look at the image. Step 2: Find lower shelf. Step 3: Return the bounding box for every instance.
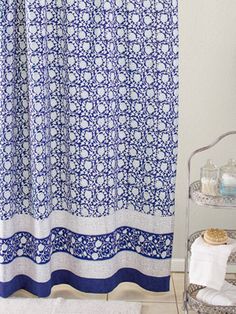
[187,279,236,314]
[188,230,236,263]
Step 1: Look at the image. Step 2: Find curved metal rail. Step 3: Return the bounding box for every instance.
[187,131,236,191]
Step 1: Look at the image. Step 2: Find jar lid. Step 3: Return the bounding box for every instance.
[201,159,217,171]
[220,159,236,173]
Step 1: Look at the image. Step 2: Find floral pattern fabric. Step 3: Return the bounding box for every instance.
[0,0,178,296]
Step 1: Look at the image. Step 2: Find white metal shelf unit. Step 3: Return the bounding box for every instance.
[183,130,236,314]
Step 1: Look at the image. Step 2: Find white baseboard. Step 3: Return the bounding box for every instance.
[171,258,236,273]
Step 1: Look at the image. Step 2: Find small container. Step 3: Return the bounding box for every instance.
[219,159,236,196]
[200,159,218,196]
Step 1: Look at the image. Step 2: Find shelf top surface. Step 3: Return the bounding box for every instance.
[190,181,236,208]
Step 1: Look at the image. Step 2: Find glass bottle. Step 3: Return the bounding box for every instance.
[200,159,218,196]
[219,159,236,196]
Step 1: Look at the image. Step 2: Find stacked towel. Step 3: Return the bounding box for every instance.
[197,281,236,306]
[189,236,236,290]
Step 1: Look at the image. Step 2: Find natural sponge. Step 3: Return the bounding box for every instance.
[203,228,228,245]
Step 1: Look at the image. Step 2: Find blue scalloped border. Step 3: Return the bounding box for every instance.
[0,227,173,264]
[0,268,170,297]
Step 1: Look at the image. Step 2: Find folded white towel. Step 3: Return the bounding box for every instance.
[196,280,236,306]
[189,236,236,290]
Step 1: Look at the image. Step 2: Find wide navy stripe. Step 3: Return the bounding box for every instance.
[0,268,170,297]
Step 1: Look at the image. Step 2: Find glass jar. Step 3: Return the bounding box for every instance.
[219,159,236,196]
[200,159,218,196]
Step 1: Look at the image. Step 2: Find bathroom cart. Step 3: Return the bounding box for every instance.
[183,131,236,314]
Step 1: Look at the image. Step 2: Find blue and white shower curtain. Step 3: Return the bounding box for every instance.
[0,0,178,297]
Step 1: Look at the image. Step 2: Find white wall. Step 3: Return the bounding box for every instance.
[173,0,236,259]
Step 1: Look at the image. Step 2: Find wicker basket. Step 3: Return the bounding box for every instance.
[187,279,236,314]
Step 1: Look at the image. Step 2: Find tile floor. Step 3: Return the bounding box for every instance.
[12,272,236,314]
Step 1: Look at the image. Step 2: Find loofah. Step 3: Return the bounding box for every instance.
[203,228,228,245]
